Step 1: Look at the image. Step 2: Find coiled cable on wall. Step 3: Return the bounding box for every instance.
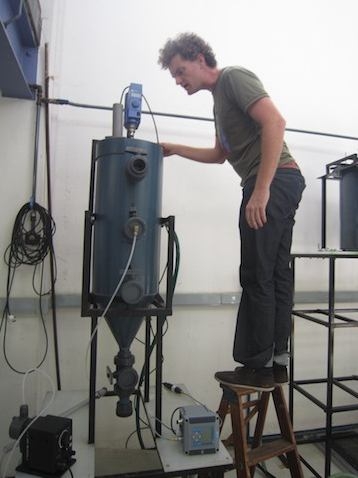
[4,202,55,268]
[0,80,58,376]
[1,201,56,373]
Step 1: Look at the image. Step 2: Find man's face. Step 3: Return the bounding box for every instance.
[168,54,204,95]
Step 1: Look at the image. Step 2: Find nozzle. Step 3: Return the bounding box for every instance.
[126,126,136,138]
[124,217,145,239]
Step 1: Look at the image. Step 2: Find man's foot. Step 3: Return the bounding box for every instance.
[273,363,288,383]
[215,367,275,391]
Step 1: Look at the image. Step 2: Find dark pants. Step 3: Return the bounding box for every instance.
[233,168,306,369]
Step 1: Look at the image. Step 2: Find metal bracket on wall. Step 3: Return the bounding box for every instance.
[0,0,41,99]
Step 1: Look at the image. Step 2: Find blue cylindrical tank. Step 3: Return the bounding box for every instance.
[92,136,163,308]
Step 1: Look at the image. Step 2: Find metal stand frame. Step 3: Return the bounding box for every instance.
[289,155,358,477]
[290,252,358,477]
[81,141,176,444]
[289,154,358,476]
[82,214,175,444]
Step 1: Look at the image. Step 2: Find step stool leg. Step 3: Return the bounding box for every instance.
[249,391,270,476]
[217,395,230,433]
[230,394,252,478]
[217,392,234,446]
[272,386,303,478]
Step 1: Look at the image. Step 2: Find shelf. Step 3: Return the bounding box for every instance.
[0,0,41,99]
[290,252,358,477]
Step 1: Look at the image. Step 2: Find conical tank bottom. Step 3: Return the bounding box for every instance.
[105,316,143,349]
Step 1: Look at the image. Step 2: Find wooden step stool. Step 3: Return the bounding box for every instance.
[201,383,303,478]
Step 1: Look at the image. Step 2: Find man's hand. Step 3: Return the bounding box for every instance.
[160,143,177,157]
[243,96,287,229]
[160,141,226,164]
[245,188,270,229]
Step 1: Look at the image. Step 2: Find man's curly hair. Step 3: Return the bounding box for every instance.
[158,33,217,69]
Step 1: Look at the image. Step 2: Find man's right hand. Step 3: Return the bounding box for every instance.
[160,143,177,156]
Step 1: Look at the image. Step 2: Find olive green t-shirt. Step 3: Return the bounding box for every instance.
[212,66,294,185]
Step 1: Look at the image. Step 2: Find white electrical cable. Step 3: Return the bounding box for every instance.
[22,368,35,405]
[102,233,137,318]
[148,413,180,440]
[85,233,138,374]
[1,368,56,478]
[2,234,139,477]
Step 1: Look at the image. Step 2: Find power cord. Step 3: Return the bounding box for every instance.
[1,202,55,373]
[141,94,159,144]
[4,202,55,267]
[163,382,220,437]
[133,222,180,449]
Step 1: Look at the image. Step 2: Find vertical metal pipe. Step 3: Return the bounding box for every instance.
[325,256,335,477]
[81,141,98,316]
[112,103,123,137]
[88,140,98,214]
[166,216,175,309]
[155,316,164,437]
[44,43,61,391]
[289,256,296,421]
[81,211,92,316]
[321,177,327,249]
[88,316,98,444]
[31,87,42,207]
[144,317,151,403]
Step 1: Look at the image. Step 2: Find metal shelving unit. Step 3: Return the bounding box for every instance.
[289,251,358,477]
[290,156,358,476]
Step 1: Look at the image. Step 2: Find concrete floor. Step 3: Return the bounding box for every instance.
[95,441,358,477]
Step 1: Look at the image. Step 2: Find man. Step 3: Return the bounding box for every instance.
[158,33,305,391]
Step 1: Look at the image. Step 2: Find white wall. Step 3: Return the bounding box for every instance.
[1,0,358,475]
[1,0,358,298]
[27,0,358,296]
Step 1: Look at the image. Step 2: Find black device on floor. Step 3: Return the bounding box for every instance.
[14,414,76,477]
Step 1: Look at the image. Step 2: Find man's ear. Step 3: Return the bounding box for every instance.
[197,53,205,66]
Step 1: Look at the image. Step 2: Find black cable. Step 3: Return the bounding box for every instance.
[32,260,57,297]
[4,202,55,268]
[135,326,160,449]
[142,94,159,144]
[0,253,16,336]
[1,203,54,373]
[134,222,179,447]
[257,463,277,478]
[30,85,42,207]
[125,425,150,449]
[170,406,182,436]
[159,223,180,291]
[171,229,180,292]
[133,314,171,449]
[120,86,129,106]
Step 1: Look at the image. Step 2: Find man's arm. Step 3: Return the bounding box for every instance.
[245,96,286,229]
[161,136,226,164]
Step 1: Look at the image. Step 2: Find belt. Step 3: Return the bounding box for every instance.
[278,160,300,170]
